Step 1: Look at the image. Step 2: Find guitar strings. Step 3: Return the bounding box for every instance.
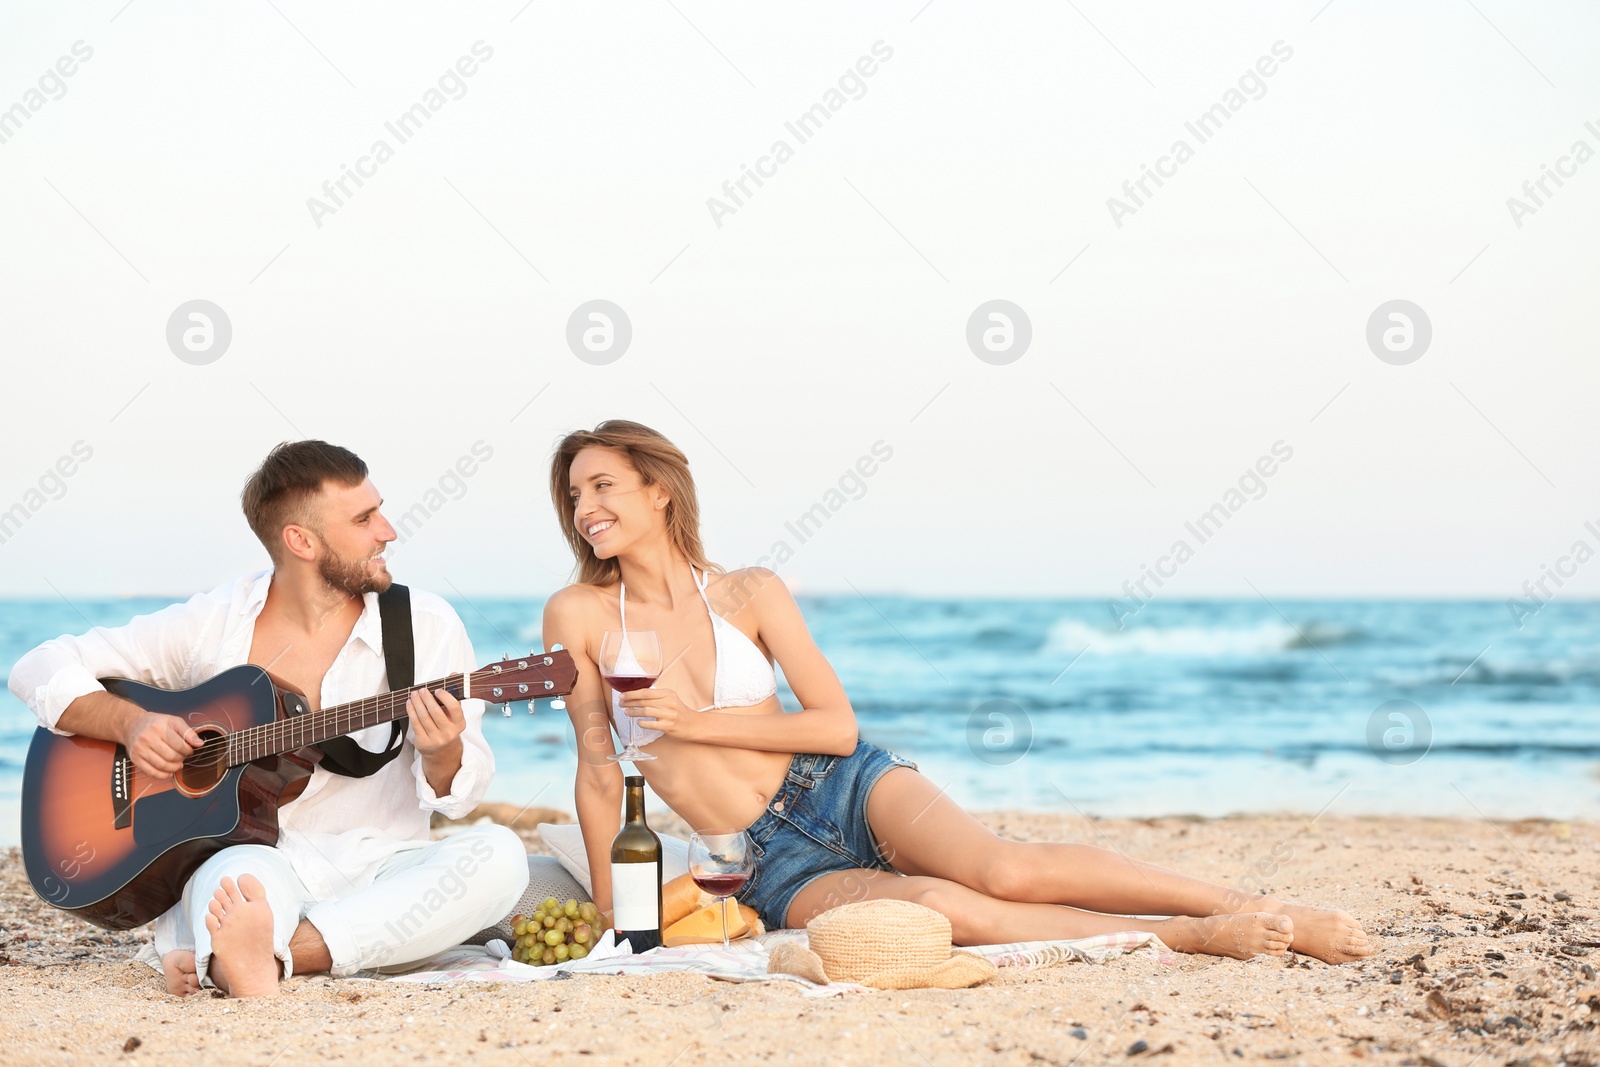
[181,672,462,768]
[183,671,457,764]
[181,663,554,769]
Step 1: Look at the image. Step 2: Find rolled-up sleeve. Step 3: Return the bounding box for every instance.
[412,725,493,818]
[7,593,217,735]
[409,603,496,819]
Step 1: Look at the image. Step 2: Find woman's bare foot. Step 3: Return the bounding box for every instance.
[204,875,279,998]
[1159,912,1294,960]
[1258,898,1373,964]
[160,950,198,996]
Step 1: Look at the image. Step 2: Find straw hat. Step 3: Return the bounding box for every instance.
[767,899,997,989]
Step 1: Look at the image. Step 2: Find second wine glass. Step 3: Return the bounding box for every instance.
[688,828,755,950]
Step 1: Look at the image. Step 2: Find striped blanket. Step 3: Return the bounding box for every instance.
[367,929,1174,995]
[136,929,1173,994]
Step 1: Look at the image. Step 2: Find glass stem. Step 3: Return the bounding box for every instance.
[720,895,729,949]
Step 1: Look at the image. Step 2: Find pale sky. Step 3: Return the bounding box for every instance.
[0,0,1596,600]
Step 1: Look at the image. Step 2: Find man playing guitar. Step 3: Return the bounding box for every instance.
[8,440,528,997]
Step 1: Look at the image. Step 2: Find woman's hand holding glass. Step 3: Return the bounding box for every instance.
[617,686,704,741]
[600,629,662,762]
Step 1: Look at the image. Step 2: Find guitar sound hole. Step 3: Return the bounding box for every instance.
[175,727,229,797]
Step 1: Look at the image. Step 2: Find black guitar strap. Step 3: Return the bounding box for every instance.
[315,583,413,778]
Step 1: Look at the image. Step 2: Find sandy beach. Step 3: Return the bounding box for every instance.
[1,809,1596,1067]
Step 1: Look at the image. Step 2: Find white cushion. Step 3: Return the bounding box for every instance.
[538,823,691,895]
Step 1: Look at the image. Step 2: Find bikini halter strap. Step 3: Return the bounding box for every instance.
[620,565,713,634]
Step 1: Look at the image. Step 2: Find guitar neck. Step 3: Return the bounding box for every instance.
[226,673,467,767]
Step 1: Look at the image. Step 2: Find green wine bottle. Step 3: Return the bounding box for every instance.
[609,775,663,951]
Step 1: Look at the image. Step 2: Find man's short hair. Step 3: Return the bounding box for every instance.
[241,440,368,560]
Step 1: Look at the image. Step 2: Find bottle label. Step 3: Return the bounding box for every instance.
[610,861,660,931]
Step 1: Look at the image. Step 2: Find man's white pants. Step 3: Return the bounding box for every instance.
[156,825,528,985]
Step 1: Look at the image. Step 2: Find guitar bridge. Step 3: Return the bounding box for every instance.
[111,744,133,830]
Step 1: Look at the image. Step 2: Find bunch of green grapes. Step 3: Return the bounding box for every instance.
[511,897,607,966]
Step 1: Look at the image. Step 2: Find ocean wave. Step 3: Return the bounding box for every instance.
[1201,663,1305,683]
[970,625,1034,650]
[1043,619,1362,657]
[1284,622,1370,649]
[1454,662,1600,687]
[995,740,1600,760]
[1382,655,1600,690]
[1270,740,1600,758]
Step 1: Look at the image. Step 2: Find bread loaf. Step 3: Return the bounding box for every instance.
[661,872,708,927]
[659,872,765,945]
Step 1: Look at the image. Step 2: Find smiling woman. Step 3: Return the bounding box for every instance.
[538,419,1377,966]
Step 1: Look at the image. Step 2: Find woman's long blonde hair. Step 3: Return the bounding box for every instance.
[548,420,720,587]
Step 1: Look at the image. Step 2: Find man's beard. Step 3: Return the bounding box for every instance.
[318,546,392,597]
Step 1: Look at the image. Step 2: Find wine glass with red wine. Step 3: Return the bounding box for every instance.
[688,828,756,950]
[600,629,662,763]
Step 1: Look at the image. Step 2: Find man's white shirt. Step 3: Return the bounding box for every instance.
[6,569,497,903]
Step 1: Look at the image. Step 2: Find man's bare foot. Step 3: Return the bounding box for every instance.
[204,875,279,998]
[1159,912,1294,960]
[1259,898,1373,964]
[160,950,198,996]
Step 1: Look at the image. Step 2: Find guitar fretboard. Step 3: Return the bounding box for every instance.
[223,674,467,766]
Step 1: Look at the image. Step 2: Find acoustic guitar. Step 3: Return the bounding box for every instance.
[21,651,577,930]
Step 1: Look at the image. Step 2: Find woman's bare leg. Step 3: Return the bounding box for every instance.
[785,868,1293,959]
[864,768,1371,964]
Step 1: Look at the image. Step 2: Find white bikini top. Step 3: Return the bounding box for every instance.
[618,564,778,711]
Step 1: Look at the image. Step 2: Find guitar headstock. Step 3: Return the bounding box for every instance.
[473,649,577,704]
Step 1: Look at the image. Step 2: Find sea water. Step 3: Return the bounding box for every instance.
[1,594,1595,845]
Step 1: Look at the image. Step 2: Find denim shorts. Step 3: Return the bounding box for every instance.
[734,738,917,930]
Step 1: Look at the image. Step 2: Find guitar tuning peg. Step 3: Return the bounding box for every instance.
[527,699,537,714]
[501,652,509,662]
[550,643,564,652]
[551,697,566,712]
[501,703,513,718]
